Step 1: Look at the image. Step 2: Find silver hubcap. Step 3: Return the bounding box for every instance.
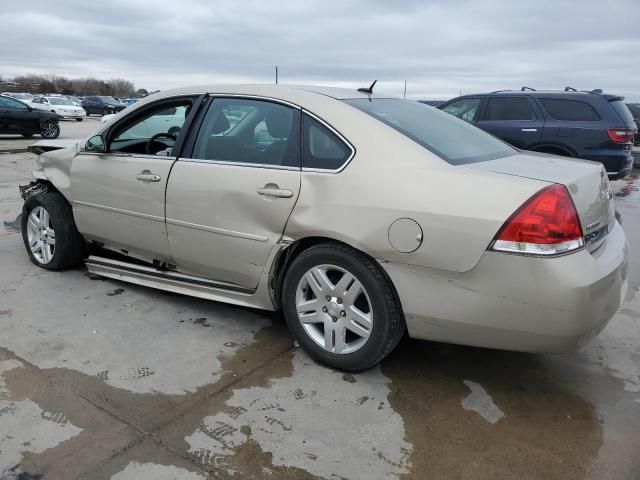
[295,264,373,354]
[26,206,55,264]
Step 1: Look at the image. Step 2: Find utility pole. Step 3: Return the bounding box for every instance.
[275,66,278,85]
[403,80,407,99]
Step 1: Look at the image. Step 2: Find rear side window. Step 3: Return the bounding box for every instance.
[610,100,635,124]
[539,99,601,121]
[302,115,352,170]
[483,97,536,121]
[192,98,301,167]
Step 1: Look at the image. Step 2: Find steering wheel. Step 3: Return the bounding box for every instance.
[146,132,176,155]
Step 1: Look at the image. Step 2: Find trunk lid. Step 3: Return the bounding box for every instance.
[468,151,615,252]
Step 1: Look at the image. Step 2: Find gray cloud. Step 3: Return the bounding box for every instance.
[1,0,639,100]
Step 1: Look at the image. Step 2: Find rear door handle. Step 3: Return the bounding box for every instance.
[257,185,294,198]
[521,128,538,132]
[136,172,161,182]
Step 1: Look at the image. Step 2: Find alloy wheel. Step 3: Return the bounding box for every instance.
[295,264,373,354]
[26,206,55,264]
[40,122,58,138]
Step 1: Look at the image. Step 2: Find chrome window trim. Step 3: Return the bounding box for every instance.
[301,109,356,174]
[176,157,299,171]
[204,93,302,111]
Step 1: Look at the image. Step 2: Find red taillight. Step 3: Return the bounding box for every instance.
[492,184,584,256]
[607,128,634,143]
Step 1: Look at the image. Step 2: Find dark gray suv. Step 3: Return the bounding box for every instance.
[438,88,637,179]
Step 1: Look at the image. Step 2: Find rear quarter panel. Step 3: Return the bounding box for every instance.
[283,102,548,273]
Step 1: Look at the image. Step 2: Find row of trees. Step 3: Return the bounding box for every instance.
[0,73,149,98]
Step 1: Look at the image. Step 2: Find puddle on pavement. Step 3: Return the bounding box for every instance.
[0,321,301,479]
[381,338,604,480]
[182,349,411,479]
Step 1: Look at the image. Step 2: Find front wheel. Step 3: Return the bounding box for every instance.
[21,192,86,270]
[282,243,405,371]
[76,118,83,122]
[40,121,60,139]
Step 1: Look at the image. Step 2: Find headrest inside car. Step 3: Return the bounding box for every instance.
[264,107,292,139]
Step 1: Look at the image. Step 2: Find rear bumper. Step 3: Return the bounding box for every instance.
[381,222,628,353]
[584,151,634,178]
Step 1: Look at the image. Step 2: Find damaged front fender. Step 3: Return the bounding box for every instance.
[26,139,81,201]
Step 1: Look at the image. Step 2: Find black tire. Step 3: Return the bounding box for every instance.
[21,192,86,270]
[76,118,83,122]
[40,121,60,139]
[282,243,405,371]
[102,108,109,116]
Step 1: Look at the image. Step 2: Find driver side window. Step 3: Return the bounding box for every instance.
[109,101,192,156]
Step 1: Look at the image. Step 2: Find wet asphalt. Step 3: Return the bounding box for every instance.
[0,123,639,479]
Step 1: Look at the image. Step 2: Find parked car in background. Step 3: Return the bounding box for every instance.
[0,95,60,138]
[438,88,637,179]
[66,95,83,106]
[19,85,627,371]
[81,96,126,115]
[626,103,640,146]
[2,92,35,102]
[31,96,87,121]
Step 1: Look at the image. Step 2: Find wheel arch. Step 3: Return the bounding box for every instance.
[529,143,576,157]
[271,236,404,319]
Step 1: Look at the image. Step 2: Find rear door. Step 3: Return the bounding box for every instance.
[166,96,301,289]
[476,96,544,148]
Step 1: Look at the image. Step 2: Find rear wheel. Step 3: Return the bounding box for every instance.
[282,243,405,371]
[40,121,59,139]
[21,192,86,270]
[76,118,83,122]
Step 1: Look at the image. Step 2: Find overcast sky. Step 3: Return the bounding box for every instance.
[1,0,639,100]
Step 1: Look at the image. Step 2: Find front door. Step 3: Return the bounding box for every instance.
[166,97,301,289]
[70,97,197,263]
[475,96,544,148]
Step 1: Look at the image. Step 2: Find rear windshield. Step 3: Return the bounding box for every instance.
[610,100,635,125]
[344,98,515,165]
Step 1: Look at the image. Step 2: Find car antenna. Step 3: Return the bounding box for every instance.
[564,86,577,91]
[520,86,536,91]
[358,80,377,94]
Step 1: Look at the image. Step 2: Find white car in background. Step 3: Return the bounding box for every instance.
[0,92,44,110]
[31,96,87,121]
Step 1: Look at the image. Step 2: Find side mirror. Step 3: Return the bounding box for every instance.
[84,135,106,153]
[27,106,33,111]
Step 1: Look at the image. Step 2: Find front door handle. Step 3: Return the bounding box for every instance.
[257,185,294,198]
[136,171,161,182]
[521,128,538,132]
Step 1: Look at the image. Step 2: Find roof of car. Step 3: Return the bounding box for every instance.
[148,84,395,102]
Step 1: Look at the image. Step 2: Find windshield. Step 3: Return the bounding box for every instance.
[48,97,73,105]
[99,96,121,105]
[67,96,81,103]
[344,98,516,165]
